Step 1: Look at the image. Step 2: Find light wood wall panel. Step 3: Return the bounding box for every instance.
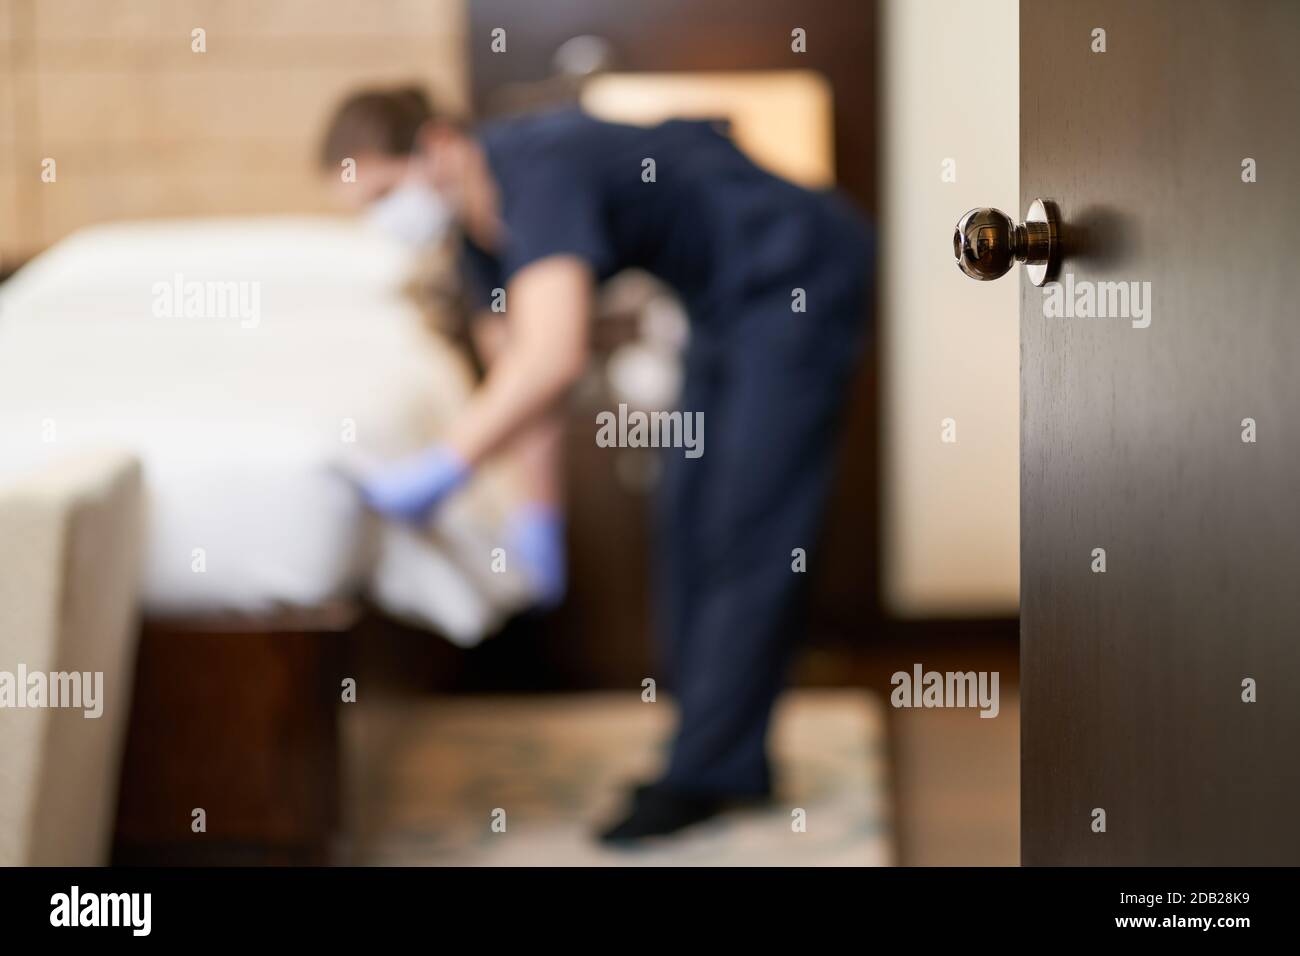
[0,0,469,261]
[1,1,23,266]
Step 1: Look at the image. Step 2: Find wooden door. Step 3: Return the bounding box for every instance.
[1020,0,1300,864]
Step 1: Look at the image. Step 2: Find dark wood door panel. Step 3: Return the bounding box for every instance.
[1020,0,1300,864]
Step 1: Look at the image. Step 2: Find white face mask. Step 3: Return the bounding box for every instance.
[366,177,453,247]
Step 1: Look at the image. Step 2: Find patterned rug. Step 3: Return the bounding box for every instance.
[343,690,893,866]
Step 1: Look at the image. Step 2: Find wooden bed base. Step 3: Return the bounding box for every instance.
[111,604,359,866]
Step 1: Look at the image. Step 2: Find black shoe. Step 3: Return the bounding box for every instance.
[626,779,772,805]
[598,785,724,845]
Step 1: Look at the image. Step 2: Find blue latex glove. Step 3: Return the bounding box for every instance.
[506,502,567,608]
[356,445,471,522]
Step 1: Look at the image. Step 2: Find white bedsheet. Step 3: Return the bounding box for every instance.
[0,218,532,645]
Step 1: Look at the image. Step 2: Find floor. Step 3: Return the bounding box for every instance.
[343,690,892,866]
[891,692,1019,865]
[340,684,1018,866]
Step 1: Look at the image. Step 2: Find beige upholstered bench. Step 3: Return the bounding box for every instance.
[0,451,143,865]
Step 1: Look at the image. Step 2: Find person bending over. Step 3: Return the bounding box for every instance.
[320,87,872,843]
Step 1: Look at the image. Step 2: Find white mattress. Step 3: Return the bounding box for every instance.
[0,217,532,645]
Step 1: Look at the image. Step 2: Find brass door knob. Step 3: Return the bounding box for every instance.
[953,198,1060,286]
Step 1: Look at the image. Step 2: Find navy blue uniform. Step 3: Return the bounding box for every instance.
[463,109,872,797]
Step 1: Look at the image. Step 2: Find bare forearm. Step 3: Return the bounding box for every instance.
[445,256,592,466]
[444,339,580,465]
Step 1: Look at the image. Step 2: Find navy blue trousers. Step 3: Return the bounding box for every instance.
[654,225,871,797]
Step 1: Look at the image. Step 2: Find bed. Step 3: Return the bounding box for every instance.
[0,216,535,646]
[0,217,538,862]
